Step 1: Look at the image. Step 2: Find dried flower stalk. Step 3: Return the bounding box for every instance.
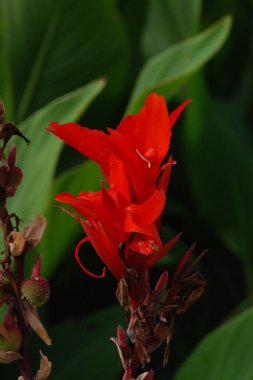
[0,100,51,380]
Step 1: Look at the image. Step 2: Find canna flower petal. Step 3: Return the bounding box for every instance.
[56,186,124,226]
[117,93,170,165]
[106,127,147,202]
[117,94,191,167]
[124,188,166,235]
[55,191,105,220]
[49,93,190,278]
[169,99,191,128]
[108,155,131,204]
[144,233,182,269]
[81,220,125,279]
[47,122,111,177]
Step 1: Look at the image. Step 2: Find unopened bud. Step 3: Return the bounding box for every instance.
[7,144,16,167]
[155,271,169,299]
[0,325,22,352]
[21,277,50,307]
[122,367,132,380]
[0,164,23,197]
[117,325,128,348]
[8,167,23,187]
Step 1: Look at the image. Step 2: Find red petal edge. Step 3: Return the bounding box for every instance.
[169,99,191,127]
[74,237,106,279]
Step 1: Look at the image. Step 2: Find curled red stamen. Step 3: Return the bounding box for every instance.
[74,237,106,279]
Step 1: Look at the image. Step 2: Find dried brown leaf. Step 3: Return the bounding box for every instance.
[0,271,6,287]
[135,340,150,367]
[0,350,23,364]
[116,277,129,310]
[26,308,51,346]
[111,337,132,369]
[135,371,154,380]
[23,215,47,251]
[9,231,25,256]
[0,294,10,307]
[176,273,206,315]
[0,323,10,340]
[35,350,52,380]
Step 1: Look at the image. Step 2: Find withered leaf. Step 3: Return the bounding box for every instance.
[23,215,47,251]
[134,370,155,380]
[26,307,51,346]
[111,337,128,369]
[0,323,10,340]
[116,277,129,310]
[0,294,10,307]
[163,331,172,367]
[35,350,52,380]
[135,340,150,368]
[155,271,169,299]
[111,337,132,369]
[9,231,25,256]
[0,271,7,287]
[176,273,206,315]
[0,350,23,364]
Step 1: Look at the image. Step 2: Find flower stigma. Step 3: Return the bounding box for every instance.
[136,149,151,168]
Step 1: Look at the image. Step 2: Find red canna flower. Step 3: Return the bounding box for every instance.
[47,93,190,280]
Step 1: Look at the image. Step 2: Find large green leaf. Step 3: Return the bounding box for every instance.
[40,161,103,278]
[0,304,124,379]
[126,16,231,114]
[50,304,123,380]
[0,10,13,118]
[174,307,253,380]
[7,79,106,224]
[142,0,202,58]
[182,74,253,288]
[2,0,129,120]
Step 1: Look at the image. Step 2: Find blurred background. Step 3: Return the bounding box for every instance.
[0,0,253,379]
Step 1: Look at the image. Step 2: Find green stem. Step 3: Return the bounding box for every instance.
[0,196,33,379]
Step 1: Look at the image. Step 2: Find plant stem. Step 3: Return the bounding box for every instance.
[0,197,34,379]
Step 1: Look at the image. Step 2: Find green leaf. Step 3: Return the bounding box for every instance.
[126,16,231,114]
[0,304,124,379]
[48,304,123,380]
[0,11,13,118]
[174,307,253,380]
[142,0,202,58]
[40,161,103,278]
[8,79,106,225]
[182,74,253,289]
[2,0,129,120]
